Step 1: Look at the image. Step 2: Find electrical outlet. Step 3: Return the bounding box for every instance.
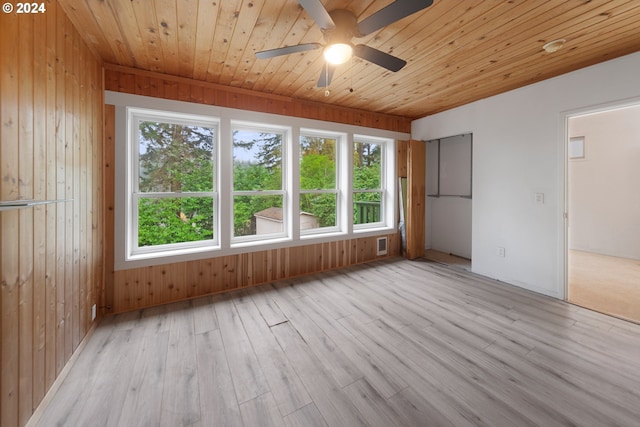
[91,304,97,321]
[535,192,544,205]
[496,247,506,257]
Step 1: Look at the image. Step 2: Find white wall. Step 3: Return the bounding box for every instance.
[429,197,472,259]
[412,52,640,299]
[425,134,473,259]
[569,105,640,259]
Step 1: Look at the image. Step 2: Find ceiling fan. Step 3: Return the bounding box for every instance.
[255,0,434,87]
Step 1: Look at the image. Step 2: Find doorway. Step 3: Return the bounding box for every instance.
[566,103,640,323]
[425,133,472,270]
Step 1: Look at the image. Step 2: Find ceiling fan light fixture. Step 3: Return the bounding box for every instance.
[255,0,435,87]
[324,43,353,65]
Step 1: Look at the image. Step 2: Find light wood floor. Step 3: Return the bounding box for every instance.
[569,250,640,324]
[425,249,471,271]
[33,258,640,427]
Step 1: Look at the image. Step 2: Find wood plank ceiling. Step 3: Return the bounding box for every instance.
[59,0,640,119]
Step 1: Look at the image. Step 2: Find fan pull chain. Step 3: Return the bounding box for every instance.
[324,61,330,96]
[349,56,354,93]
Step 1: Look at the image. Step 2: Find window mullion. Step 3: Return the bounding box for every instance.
[220,117,232,249]
[136,191,216,198]
[291,126,300,240]
[300,190,338,195]
[345,132,354,234]
[353,190,383,197]
[131,192,140,254]
[232,190,284,197]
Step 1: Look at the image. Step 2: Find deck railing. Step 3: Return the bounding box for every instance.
[354,201,380,224]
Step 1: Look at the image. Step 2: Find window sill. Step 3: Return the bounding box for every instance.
[300,228,344,240]
[127,243,221,263]
[116,227,397,271]
[231,235,292,249]
[354,223,389,233]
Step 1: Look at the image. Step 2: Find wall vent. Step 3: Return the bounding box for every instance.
[377,237,388,256]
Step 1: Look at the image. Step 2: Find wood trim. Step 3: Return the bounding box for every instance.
[104,63,295,102]
[397,140,408,179]
[103,105,116,315]
[406,140,426,260]
[103,64,412,133]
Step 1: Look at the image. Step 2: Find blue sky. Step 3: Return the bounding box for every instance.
[233,130,266,163]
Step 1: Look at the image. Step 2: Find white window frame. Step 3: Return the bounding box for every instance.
[353,135,390,230]
[127,107,220,258]
[109,92,405,270]
[299,129,346,236]
[231,121,291,244]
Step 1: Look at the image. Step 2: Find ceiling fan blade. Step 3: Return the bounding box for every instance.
[357,0,433,36]
[255,43,322,59]
[317,64,336,87]
[354,44,406,72]
[298,0,335,30]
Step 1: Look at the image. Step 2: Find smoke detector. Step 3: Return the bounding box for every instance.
[543,39,566,53]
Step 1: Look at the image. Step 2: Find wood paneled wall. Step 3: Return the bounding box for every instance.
[103,64,412,133]
[0,3,103,426]
[111,234,400,313]
[103,70,405,313]
[406,140,426,260]
[396,140,426,259]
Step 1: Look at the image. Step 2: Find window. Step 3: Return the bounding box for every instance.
[353,137,384,227]
[569,136,585,159]
[129,108,218,255]
[299,131,341,234]
[232,124,287,241]
[111,91,402,268]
